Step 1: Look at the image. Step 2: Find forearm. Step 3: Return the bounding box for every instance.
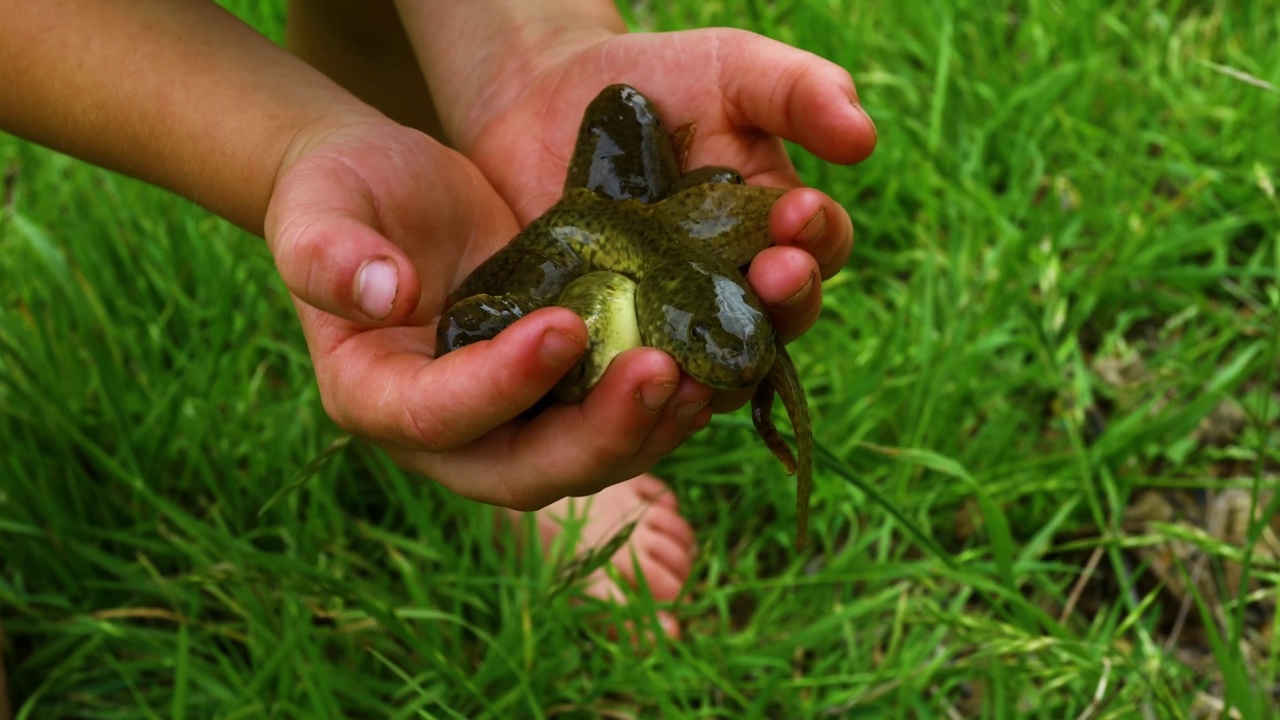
[393,0,624,148]
[0,0,383,234]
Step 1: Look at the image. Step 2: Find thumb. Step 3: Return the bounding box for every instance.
[265,160,423,324]
[716,29,877,165]
[306,306,590,452]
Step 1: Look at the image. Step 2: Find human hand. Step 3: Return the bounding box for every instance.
[264,118,715,509]
[420,25,877,409]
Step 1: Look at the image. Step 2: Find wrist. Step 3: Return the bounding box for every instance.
[396,1,625,148]
[271,109,392,188]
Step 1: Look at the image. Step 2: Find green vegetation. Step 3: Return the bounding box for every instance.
[3,0,1278,716]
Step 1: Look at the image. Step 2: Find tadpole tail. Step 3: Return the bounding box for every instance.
[751,341,814,551]
[751,376,796,474]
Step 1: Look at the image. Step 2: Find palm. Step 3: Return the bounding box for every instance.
[465,29,814,224]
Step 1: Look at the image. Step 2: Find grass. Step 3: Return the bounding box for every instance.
[3,0,1279,717]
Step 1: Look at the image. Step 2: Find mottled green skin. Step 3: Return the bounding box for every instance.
[563,84,681,203]
[444,184,785,390]
[436,84,815,548]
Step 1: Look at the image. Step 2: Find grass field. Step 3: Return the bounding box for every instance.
[3,0,1279,717]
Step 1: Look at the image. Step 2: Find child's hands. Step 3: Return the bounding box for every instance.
[265,119,713,510]
[260,18,878,503]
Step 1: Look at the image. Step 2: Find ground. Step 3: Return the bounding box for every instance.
[1,0,1278,717]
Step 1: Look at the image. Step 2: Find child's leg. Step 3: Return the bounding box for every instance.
[285,0,444,138]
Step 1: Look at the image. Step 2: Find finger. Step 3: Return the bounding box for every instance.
[627,375,714,462]
[769,188,854,279]
[716,29,878,165]
[746,245,823,344]
[403,347,687,509]
[267,162,424,324]
[501,347,686,502]
[310,306,590,451]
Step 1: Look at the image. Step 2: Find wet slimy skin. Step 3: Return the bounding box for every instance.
[436,85,815,549]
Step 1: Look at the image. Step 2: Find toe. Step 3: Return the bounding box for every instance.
[630,473,677,506]
[639,531,694,596]
[643,503,696,551]
[624,550,685,601]
[656,610,682,640]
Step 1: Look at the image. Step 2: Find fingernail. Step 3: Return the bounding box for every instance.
[638,382,678,412]
[356,258,398,320]
[675,399,709,423]
[851,101,878,138]
[779,270,818,309]
[795,206,827,246]
[540,329,585,368]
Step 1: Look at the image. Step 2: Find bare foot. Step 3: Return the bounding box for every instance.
[505,473,696,638]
